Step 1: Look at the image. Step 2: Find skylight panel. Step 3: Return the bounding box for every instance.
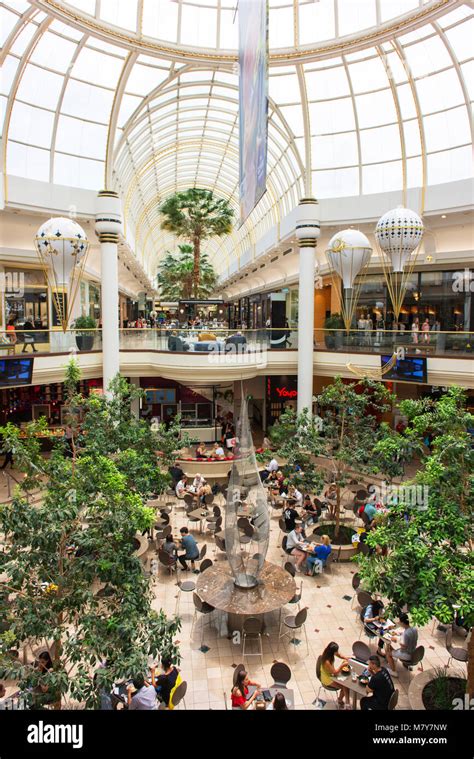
[142,0,179,42]
[0,55,19,96]
[313,166,359,198]
[428,144,473,184]
[380,0,418,23]
[9,101,55,149]
[54,152,105,190]
[304,66,350,99]
[219,7,239,49]
[356,89,397,128]
[406,155,422,187]
[269,4,294,48]
[16,64,63,110]
[337,0,376,37]
[100,0,138,31]
[416,68,465,112]
[460,61,473,101]
[61,80,115,121]
[269,73,299,104]
[30,32,77,73]
[312,131,359,169]
[396,83,417,119]
[348,57,389,94]
[403,118,422,157]
[360,123,401,163]
[363,160,403,193]
[180,3,218,48]
[444,19,474,62]
[71,46,123,89]
[65,0,95,14]
[309,97,355,133]
[8,142,50,181]
[403,35,452,78]
[299,0,335,44]
[424,106,471,152]
[56,114,108,160]
[0,7,19,47]
[9,19,38,55]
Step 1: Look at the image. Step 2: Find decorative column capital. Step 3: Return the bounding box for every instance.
[95,189,122,241]
[296,197,320,247]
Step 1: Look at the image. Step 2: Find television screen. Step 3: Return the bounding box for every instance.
[381,355,427,383]
[0,357,34,388]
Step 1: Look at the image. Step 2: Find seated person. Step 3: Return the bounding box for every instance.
[198,482,212,504]
[127,673,157,710]
[231,670,261,710]
[168,464,185,488]
[211,442,225,460]
[191,473,206,493]
[195,443,208,459]
[225,332,247,352]
[363,499,378,523]
[286,524,308,571]
[31,651,57,707]
[384,613,418,677]
[178,527,200,572]
[306,535,332,575]
[150,658,180,708]
[162,534,178,566]
[319,642,351,709]
[360,655,395,711]
[262,435,273,450]
[260,457,279,482]
[276,471,285,494]
[283,503,299,532]
[267,692,288,711]
[168,333,189,352]
[302,495,321,526]
[288,485,303,507]
[175,475,189,499]
[266,470,279,490]
[363,600,386,655]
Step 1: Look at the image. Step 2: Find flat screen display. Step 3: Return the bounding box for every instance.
[0,357,34,388]
[381,355,427,383]
[145,388,176,405]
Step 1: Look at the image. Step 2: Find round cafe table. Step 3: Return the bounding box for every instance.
[195,560,296,635]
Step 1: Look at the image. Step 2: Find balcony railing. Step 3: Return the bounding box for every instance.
[1,328,472,357]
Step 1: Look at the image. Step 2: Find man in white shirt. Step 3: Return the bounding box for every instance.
[127,674,157,710]
[292,487,303,507]
[175,476,189,499]
[213,443,225,459]
[192,473,206,492]
[261,457,279,482]
[286,524,308,572]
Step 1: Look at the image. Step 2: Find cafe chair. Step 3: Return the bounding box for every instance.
[159,511,170,526]
[190,592,215,646]
[352,640,371,664]
[284,561,296,577]
[175,577,197,615]
[270,662,292,688]
[207,515,222,536]
[214,533,226,559]
[186,510,202,532]
[183,493,195,509]
[170,680,187,710]
[242,617,264,667]
[194,543,208,571]
[388,689,399,711]
[351,573,361,609]
[445,629,468,668]
[199,558,213,573]
[279,607,309,660]
[155,524,171,549]
[316,655,339,706]
[401,645,425,673]
[237,518,254,550]
[158,548,176,575]
[280,580,303,627]
[356,591,373,623]
[204,494,215,507]
[279,517,290,537]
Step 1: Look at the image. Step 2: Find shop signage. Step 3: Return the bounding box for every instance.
[266,375,298,402]
[275,386,297,399]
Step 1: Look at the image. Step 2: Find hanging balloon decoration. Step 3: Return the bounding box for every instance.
[375,206,424,322]
[326,229,372,331]
[34,218,90,333]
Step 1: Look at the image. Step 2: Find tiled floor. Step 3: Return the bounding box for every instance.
[144,494,458,711]
[0,468,462,711]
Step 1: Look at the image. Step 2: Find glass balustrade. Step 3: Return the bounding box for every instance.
[0,328,472,357]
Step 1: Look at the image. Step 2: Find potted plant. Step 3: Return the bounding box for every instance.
[323,313,344,349]
[74,315,96,351]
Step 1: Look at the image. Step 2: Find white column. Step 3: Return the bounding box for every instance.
[295,198,320,416]
[95,191,122,395]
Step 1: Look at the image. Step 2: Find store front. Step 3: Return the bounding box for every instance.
[0,378,103,427]
[355,270,473,332]
[265,375,298,427]
[1,268,49,345]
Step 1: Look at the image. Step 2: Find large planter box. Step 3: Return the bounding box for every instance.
[408,667,464,710]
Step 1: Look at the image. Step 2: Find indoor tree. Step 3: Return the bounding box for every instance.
[357,387,474,697]
[159,188,234,297]
[157,244,218,301]
[314,377,395,535]
[267,407,325,495]
[0,362,182,709]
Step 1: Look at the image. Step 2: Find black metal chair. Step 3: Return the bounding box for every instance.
[445,628,468,668]
[284,561,296,577]
[158,548,176,575]
[200,558,213,573]
[214,533,226,558]
[352,640,371,663]
[401,645,425,674]
[388,689,399,710]
[175,578,196,615]
[279,607,309,660]
[190,592,215,645]
[170,680,187,710]
[270,662,292,688]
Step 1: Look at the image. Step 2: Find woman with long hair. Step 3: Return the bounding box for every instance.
[231,669,261,710]
[319,641,351,709]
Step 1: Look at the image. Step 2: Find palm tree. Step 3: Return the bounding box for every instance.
[159,188,234,297]
[157,244,218,301]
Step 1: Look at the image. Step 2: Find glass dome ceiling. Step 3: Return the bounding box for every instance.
[1,0,472,277]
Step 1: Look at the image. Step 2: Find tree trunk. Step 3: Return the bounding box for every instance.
[335,484,341,537]
[468,631,474,699]
[192,235,201,298]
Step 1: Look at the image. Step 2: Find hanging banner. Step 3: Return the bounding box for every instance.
[239,0,269,225]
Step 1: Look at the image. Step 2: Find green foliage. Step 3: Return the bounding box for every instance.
[158,244,218,301]
[0,361,182,709]
[73,315,97,331]
[269,408,325,495]
[323,313,344,330]
[159,188,234,297]
[357,388,474,680]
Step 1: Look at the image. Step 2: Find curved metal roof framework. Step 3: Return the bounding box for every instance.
[1,0,472,278]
